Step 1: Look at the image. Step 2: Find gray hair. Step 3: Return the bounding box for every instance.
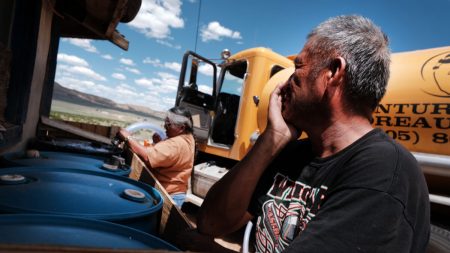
[166,106,194,133]
[306,15,391,115]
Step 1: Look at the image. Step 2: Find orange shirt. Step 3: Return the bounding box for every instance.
[146,133,195,194]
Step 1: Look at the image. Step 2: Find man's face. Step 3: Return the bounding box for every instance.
[281,43,329,128]
[164,118,184,138]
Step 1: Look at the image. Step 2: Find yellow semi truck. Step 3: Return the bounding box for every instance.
[175,46,450,221]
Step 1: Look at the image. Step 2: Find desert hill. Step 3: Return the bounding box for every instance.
[52,82,165,119]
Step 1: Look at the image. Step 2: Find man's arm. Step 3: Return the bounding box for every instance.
[197,82,300,236]
[117,129,153,169]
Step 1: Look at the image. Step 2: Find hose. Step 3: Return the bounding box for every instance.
[242,221,253,253]
[125,122,167,140]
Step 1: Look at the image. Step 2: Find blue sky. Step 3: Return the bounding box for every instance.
[54,0,450,112]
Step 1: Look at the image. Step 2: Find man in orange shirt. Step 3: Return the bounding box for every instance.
[118,106,195,207]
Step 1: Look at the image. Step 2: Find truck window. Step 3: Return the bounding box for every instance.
[183,55,215,96]
[220,60,247,96]
[270,65,284,78]
[211,60,247,146]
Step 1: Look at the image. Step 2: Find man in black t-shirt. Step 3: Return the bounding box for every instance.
[246,129,429,252]
[193,15,430,252]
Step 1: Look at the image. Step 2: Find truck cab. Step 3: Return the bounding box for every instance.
[176,48,293,162]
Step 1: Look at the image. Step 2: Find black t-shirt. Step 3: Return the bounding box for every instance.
[248,128,430,253]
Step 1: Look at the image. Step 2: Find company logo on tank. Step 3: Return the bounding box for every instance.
[421,51,450,98]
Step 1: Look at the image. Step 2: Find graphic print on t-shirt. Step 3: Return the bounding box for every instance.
[255,173,327,253]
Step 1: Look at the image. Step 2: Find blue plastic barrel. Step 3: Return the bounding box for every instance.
[0,167,163,234]
[1,151,131,176]
[0,214,179,250]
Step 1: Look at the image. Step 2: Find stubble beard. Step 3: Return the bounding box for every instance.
[283,97,323,131]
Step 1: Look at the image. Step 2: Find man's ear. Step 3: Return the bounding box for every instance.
[179,124,186,134]
[328,57,346,85]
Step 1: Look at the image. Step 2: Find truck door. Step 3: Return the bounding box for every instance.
[176,51,217,143]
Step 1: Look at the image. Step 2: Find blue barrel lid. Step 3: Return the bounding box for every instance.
[0,167,162,220]
[0,214,179,250]
[1,151,131,176]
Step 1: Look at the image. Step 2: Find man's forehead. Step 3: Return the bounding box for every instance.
[293,50,308,64]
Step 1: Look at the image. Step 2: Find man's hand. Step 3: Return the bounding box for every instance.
[266,82,301,145]
[152,133,162,144]
[118,129,132,143]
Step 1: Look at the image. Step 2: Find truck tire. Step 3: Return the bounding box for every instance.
[427,224,450,253]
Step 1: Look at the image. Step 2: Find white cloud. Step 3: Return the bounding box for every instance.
[57,53,89,67]
[140,93,174,112]
[201,21,242,42]
[148,96,174,111]
[198,64,217,77]
[127,0,184,39]
[143,57,180,72]
[56,64,70,73]
[198,84,213,94]
[152,72,178,93]
[102,54,113,60]
[80,80,96,87]
[66,66,106,81]
[66,38,98,53]
[135,78,154,87]
[120,58,135,66]
[157,71,177,80]
[164,62,181,72]
[125,67,141,75]
[116,85,138,96]
[118,83,136,91]
[156,39,181,49]
[135,72,178,97]
[112,73,127,80]
[143,57,162,66]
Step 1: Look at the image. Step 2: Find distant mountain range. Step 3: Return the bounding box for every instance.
[53,82,165,119]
